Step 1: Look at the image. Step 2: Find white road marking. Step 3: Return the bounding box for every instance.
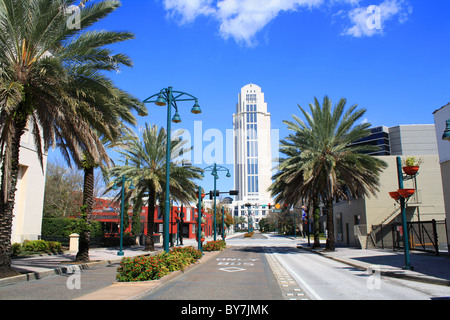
[272,252,323,300]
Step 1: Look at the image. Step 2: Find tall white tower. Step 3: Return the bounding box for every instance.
[232,84,272,227]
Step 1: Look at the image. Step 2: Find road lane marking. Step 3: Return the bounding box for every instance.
[272,251,323,300]
[264,247,311,300]
[219,267,246,272]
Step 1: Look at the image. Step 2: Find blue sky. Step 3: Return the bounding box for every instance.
[49,0,450,198]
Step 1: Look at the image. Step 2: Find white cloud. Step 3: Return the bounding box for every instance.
[215,0,324,45]
[342,0,412,37]
[163,0,323,45]
[161,0,412,45]
[163,0,216,23]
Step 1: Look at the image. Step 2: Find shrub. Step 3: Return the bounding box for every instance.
[244,231,254,238]
[41,218,103,237]
[19,240,62,254]
[116,246,202,282]
[203,240,226,251]
[12,243,21,255]
[48,241,62,252]
[23,240,48,252]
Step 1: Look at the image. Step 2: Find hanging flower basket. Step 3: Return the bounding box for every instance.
[196,232,206,243]
[389,191,400,200]
[398,188,415,198]
[402,166,419,176]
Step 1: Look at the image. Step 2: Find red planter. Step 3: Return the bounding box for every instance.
[398,188,415,198]
[402,166,419,176]
[389,191,400,200]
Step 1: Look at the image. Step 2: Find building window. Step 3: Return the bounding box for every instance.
[246,94,256,102]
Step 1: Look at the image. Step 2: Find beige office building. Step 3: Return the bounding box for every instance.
[433,103,450,248]
[333,124,446,249]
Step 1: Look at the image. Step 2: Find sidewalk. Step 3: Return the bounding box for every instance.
[295,238,450,287]
[0,235,236,293]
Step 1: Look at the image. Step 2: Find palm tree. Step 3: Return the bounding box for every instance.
[0,0,140,276]
[270,96,387,251]
[109,124,203,251]
[75,125,144,262]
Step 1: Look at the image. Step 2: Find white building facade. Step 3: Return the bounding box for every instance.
[232,84,273,229]
[433,103,450,246]
[10,124,47,243]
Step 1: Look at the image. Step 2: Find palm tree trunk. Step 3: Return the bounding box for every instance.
[325,199,335,251]
[76,166,94,262]
[145,186,155,251]
[311,197,321,248]
[0,117,27,278]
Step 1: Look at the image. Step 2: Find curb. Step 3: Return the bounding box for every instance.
[296,245,450,287]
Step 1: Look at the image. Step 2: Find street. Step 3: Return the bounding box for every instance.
[1,233,450,301]
[269,246,450,300]
[143,233,450,300]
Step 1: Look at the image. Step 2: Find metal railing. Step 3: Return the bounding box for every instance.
[369,219,449,256]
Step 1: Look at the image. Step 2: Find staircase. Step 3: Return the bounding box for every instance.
[366,206,401,249]
[354,224,367,249]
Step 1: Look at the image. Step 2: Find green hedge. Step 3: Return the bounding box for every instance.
[12,240,62,255]
[41,218,103,238]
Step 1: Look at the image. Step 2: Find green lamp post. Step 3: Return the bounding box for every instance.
[197,186,204,253]
[112,175,135,256]
[221,206,225,240]
[202,163,231,241]
[144,87,202,253]
[396,156,412,270]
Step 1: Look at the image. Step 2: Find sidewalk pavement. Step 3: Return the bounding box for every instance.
[1,236,214,287]
[295,238,450,287]
[0,235,236,300]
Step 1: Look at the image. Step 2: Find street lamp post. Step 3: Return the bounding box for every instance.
[202,163,231,241]
[197,186,204,253]
[396,156,412,270]
[112,175,135,256]
[144,87,202,253]
[221,206,225,240]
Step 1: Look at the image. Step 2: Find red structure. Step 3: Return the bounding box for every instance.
[91,197,212,240]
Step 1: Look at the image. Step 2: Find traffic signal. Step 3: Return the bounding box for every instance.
[229,190,239,195]
[209,190,220,199]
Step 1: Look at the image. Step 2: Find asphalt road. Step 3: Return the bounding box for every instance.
[3,232,449,301]
[142,232,311,301]
[274,246,450,300]
[142,246,284,300]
